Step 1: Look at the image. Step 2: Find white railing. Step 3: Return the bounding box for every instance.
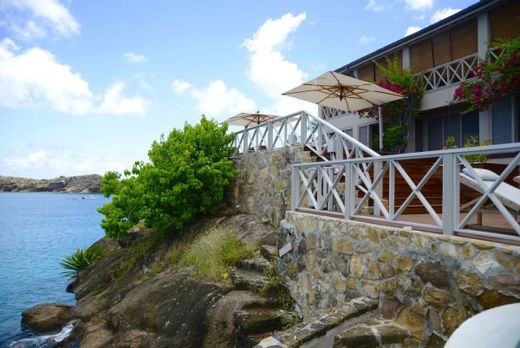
[487,46,504,63]
[320,106,347,119]
[419,53,479,91]
[292,143,520,243]
[232,110,379,161]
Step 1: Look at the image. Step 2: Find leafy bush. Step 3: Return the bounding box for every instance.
[359,55,424,153]
[98,116,238,238]
[464,136,491,164]
[61,246,104,279]
[172,227,251,279]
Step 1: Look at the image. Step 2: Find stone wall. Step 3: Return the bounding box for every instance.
[228,147,312,226]
[277,211,520,345]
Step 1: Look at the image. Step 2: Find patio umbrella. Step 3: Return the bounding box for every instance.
[226,112,280,127]
[282,71,405,150]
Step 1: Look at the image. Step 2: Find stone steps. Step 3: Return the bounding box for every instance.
[334,319,411,347]
[237,257,272,274]
[255,297,378,348]
[260,245,278,261]
[230,247,300,347]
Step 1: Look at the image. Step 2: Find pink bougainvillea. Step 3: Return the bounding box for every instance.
[453,38,520,112]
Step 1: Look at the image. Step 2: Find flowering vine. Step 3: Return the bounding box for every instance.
[453,37,520,112]
[359,56,424,153]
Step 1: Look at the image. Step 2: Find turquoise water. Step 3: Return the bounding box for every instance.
[0,192,109,347]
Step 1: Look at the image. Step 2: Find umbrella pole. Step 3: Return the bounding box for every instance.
[378,106,383,153]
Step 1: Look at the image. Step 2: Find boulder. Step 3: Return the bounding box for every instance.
[22,303,72,334]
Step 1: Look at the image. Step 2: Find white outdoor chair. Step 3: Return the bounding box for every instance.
[459,168,520,225]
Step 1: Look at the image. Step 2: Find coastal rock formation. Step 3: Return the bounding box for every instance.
[21,303,72,334]
[58,214,292,348]
[0,175,101,193]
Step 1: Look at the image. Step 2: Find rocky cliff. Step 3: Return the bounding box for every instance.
[56,213,296,348]
[0,174,102,193]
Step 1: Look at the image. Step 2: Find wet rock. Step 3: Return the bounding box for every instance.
[477,289,518,309]
[22,303,72,334]
[395,307,425,340]
[415,261,449,289]
[381,296,400,319]
[441,307,467,336]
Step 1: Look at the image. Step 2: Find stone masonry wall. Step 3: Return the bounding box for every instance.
[228,147,312,226]
[277,211,520,346]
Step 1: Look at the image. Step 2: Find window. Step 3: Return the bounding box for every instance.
[424,107,479,150]
[359,125,369,145]
[428,117,444,150]
[492,96,512,144]
[344,128,353,137]
[461,111,479,144]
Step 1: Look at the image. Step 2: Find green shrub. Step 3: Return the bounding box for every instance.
[174,227,251,279]
[60,246,104,279]
[98,116,238,239]
[463,136,491,164]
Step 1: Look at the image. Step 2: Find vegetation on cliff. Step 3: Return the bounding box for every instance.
[170,226,252,279]
[98,116,238,238]
[60,246,106,279]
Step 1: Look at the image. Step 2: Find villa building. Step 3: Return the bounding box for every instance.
[322,0,520,152]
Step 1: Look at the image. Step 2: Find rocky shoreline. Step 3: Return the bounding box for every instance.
[20,214,292,348]
[0,175,102,193]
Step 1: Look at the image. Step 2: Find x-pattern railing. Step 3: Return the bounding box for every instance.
[419,53,479,91]
[292,143,520,243]
[487,47,504,63]
[232,110,379,161]
[320,106,346,119]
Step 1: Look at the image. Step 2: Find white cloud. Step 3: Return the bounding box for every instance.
[0,38,93,114]
[2,0,79,38]
[0,38,150,116]
[359,35,376,44]
[2,149,126,177]
[403,0,433,11]
[243,12,308,99]
[171,79,193,94]
[172,79,256,119]
[405,26,422,36]
[430,8,461,23]
[171,12,317,120]
[366,0,385,12]
[262,97,317,117]
[124,52,147,64]
[11,20,47,39]
[97,82,150,116]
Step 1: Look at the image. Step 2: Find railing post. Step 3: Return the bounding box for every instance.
[442,153,456,235]
[389,161,395,218]
[373,161,383,216]
[301,112,307,146]
[336,135,343,160]
[291,166,299,211]
[345,163,355,220]
[243,131,249,154]
[267,123,273,150]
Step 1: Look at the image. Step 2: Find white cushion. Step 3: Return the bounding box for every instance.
[462,168,500,181]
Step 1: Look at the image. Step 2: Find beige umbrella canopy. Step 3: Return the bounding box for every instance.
[282,71,405,152]
[282,71,404,113]
[226,112,280,127]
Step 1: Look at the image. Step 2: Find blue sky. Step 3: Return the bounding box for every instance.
[0,0,477,178]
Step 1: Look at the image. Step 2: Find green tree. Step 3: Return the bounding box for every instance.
[98,116,238,238]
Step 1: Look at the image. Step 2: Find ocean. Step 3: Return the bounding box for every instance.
[0,192,109,347]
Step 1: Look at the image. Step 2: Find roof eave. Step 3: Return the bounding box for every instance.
[336,0,502,74]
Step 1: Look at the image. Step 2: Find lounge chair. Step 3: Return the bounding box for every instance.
[459,168,520,224]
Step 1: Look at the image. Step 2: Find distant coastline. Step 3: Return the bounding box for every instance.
[0,174,102,193]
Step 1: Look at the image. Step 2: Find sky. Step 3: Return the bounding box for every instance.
[0,0,477,179]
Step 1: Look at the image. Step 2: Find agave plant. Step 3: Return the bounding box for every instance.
[61,247,104,279]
